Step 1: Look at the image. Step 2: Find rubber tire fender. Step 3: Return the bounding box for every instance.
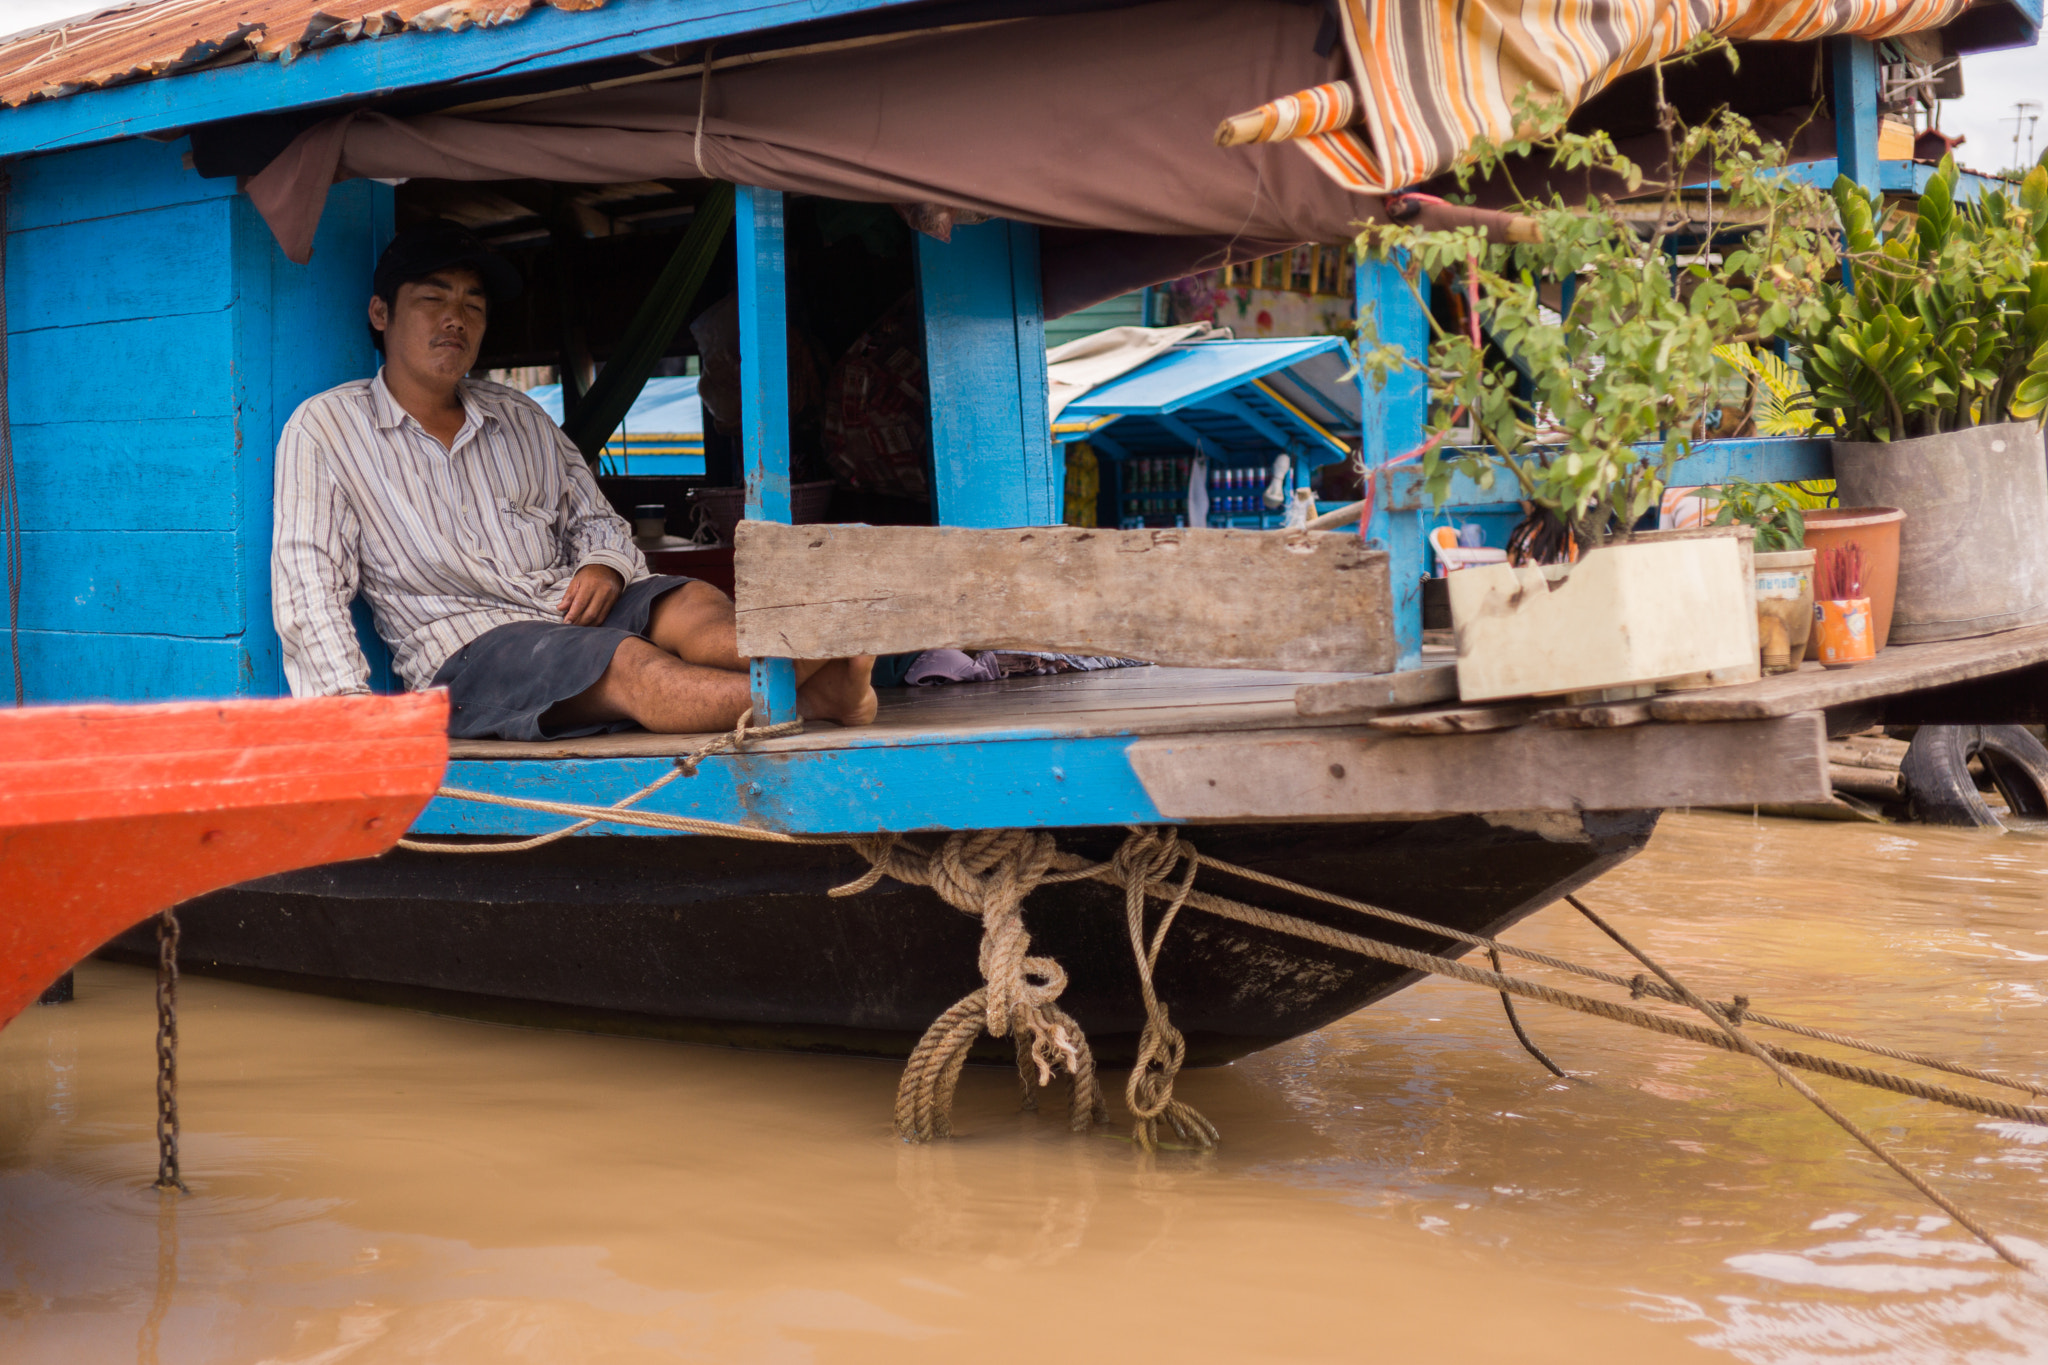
[1900,725,2048,829]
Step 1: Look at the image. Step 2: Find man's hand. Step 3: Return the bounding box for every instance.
[558,564,625,626]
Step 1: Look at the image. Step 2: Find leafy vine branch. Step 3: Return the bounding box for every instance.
[1355,42,1841,552]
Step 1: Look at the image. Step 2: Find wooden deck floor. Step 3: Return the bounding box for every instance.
[446,620,2048,764]
[447,666,1368,760]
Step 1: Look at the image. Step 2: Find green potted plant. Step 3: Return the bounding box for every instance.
[1793,152,2048,644]
[1358,56,1841,701]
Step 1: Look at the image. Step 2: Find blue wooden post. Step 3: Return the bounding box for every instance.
[1357,255,1431,671]
[1828,37,1880,191]
[916,220,1057,527]
[737,184,798,724]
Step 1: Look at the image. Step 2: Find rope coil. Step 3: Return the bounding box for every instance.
[837,830,1108,1142]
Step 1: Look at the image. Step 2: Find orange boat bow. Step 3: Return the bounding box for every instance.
[0,692,449,1028]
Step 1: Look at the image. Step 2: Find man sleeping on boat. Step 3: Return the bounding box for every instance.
[271,219,878,741]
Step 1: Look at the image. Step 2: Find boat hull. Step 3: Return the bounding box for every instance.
[118,810,1657,1065]
[1,694,449,1029]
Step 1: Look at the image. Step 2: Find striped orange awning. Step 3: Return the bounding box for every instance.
[1221,0,1969,192]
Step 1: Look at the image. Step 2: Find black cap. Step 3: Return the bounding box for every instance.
[373,218,523,304]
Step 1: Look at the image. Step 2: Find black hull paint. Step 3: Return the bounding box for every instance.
[112,813,1658,1065]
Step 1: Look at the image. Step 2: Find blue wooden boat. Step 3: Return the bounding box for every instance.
[2,0,2043,1069]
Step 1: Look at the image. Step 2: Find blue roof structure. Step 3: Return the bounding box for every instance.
[1052,336,1360,465]
[528,376,704,477]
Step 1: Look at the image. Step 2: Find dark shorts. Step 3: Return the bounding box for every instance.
[431,575,696,740]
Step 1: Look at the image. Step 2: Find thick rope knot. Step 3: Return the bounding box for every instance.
[840,828,1104,1141]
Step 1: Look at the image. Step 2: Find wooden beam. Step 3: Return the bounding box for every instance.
[917,220,1056,527]
[1827,36,1881,191]
[1645,622,2048,721]
[1294,665,1458,716]
[1356,255,1430,670]
[733,522,1395,671]
[1128,713,1831,819]
[737,185,799,723]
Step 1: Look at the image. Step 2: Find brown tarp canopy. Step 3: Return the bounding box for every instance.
[249,0,1364,311]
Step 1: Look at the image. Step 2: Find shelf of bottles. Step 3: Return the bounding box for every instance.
[1114,456,1296,530]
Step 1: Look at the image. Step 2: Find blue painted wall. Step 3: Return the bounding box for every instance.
[3,137,390,702]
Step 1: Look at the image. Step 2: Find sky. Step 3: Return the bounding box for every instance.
[0,0,2041,170]
[1940,43,2048,174]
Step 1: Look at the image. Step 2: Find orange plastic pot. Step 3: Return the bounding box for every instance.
[1814,598,1877,668]
[1802,507,1904,648]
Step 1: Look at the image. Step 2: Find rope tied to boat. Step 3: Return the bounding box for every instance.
[839,829,1107,1142]
[416,778,2048,1263]
[1104,829,1217,1151]
[396,708,802,854]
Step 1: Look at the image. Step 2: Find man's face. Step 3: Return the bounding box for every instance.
[370,267,488,386]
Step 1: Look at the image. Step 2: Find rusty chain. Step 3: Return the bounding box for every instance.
[153,905,186,1193]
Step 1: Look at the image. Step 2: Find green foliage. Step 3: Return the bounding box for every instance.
[1355,59,1840,549]
[1794,152,2048,441]
[1706,477,1805,552]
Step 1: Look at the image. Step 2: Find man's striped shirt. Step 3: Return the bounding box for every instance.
[273,371,647,696]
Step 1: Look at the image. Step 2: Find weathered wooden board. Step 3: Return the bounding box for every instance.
[13,419,240,531]
[17,530,241,636]
[5,136,234,232]
[1128,713,1830,819]
[1647,621,2048,721]
[1364,701,1538,735]
[13,631,255,703]
[733,522,1394,672]
[1531,700,1656,729]
[1293,664,1459,716]
[6,198,233,332]
[7,312,239,424]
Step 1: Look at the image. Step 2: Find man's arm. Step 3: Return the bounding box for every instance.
[554,426,643,581]
[273,417,373,696]
[551,423,646,625]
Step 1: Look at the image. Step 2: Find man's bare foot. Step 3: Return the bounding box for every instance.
[797,656,878,727]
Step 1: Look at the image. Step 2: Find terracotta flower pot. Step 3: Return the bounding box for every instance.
[1801,507,1904,650]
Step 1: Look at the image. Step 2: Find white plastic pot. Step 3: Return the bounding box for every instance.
[1448,532,1758,702]
[1753,548,1815,673]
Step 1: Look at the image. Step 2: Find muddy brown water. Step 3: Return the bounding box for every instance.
[4,811,2047,1362]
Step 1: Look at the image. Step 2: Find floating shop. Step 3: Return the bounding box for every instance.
[1,0,2046,1167]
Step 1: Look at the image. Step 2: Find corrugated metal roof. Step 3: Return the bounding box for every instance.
[1054,337,1358,458]
[0,0,602,108]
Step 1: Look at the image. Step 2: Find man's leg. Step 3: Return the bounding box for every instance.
[543,630,878,735]
[642,580,877,726]
[540,637,753,734]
